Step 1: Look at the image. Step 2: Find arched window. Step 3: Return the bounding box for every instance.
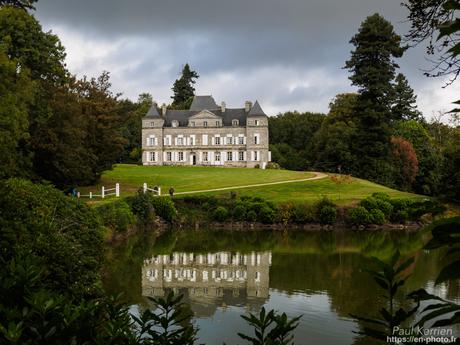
[232,119,239,126]
[172,120,179,127]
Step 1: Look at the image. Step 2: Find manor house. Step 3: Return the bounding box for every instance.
[141,95,271,168]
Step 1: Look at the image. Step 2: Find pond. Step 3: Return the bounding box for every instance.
[103,228,459,344]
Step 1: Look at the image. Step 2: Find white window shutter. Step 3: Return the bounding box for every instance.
[251,151,254,161]
[243,137,247,145]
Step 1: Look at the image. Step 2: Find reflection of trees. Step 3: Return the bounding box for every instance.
[270,250,443,345]
[102,226,441,344]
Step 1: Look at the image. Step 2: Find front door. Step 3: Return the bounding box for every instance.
[191,154,197,165]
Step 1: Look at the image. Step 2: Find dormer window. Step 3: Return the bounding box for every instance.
[190,121,195,127]
[150,121,155,127]
[255,120,260,126]
[172,120,179,128]
[203,121,208,127]
[216,121,220,127]
[232,119,239,126]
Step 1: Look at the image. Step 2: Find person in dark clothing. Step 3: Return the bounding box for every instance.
[169,186,174,197]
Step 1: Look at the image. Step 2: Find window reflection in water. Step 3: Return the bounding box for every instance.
[142,251,271,304]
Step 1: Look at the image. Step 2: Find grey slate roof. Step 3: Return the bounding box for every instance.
[144,105,161,118]
[144,95,267,127]
[248,100,267,116]
[163,108,248,127]
[189,95,219,111]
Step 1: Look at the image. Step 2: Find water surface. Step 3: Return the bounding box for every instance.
[103,229,459,344]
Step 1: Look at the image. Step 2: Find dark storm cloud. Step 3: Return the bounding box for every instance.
[34,0,454,116]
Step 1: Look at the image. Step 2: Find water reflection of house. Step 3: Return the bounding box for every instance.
[142,251,271,307]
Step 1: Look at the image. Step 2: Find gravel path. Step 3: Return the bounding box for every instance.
[174,172,328,195]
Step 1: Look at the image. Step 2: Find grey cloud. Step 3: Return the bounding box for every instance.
[33,0,452,116]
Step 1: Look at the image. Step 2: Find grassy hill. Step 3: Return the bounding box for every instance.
[80,164,421,205]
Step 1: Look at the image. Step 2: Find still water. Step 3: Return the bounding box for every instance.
[103,229,459,344]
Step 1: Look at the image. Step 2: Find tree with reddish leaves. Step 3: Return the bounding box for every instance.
[390,136,419,190]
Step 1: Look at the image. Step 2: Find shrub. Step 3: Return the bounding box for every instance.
[348,206,372,225]
[370,208,386,225]
[315,196,335,211]
[259,205,276,223]
[277,203,294,224]
[151,197,177,222]
[95,200,135,233]
[254,164,260,169]
[213,206,229,222]
[319,205,337,224]
[246,210,258,222]
[292,204,315,223]
[374,199,393,218]
[0,178,103,297]
[359,197,379,211]
[266,162,281,169]
[233,204,247,221]
[372,192,391,202]
[127,190,156,224]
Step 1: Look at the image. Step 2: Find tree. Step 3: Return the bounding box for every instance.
[393,120,442,195]
[345,13,405,182]
[404,0,460,84]
[312,94,359,173]
[390,136,419,190]
[0,47,34,179]
[0,0,37,10]
[171,64,199,109]
[392,73,422,121]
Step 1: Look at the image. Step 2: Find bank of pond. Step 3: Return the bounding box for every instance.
[93,189,446,241]
[0,178,458,344]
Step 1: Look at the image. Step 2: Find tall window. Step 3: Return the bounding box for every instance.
[166,152,172,161]
[227,151,233,161]
[239,151,244,161]
[254,134,259,145]
[178,152,184,161]
[149,152,156,162]
[239,136,244,145]
[215,152,221,162]
[177,137,183,146]
[254,151,259,161]
[203,121,208,127]
[148,137,155,146]
[227,136,233,145]
[203,152,208,162]
[215,136,221,145]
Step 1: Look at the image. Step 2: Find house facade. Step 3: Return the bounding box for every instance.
[141,95,271,168]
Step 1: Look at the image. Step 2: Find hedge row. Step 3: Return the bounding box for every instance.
[95,190,177,233]
[347,193,445,225]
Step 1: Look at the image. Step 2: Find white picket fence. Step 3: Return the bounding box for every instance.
[143,183,161,196]
[78,183,120,199]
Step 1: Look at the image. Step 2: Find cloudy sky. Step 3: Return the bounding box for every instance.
[35,0,460,118]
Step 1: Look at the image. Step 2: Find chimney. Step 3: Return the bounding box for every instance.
[162,103,167,116]
[245,101,253,112]
[221,101,226,112]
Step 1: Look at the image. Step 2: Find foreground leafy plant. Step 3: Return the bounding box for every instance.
[237,307,301,345]
[351,252,419,342]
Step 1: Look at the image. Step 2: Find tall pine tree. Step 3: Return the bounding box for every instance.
[345,13,405,183]
[392,73,422,121]
[171,63,199,109]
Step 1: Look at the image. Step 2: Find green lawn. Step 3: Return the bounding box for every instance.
[80,164,421,205]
